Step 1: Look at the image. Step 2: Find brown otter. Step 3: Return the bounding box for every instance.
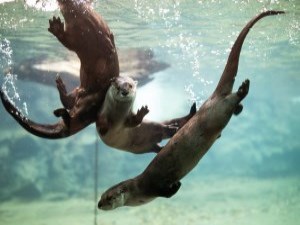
[0,0,119,138]
[97,76,196,153]
[98,10,285,210]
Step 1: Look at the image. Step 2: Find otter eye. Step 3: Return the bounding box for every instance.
[129,84,132,89]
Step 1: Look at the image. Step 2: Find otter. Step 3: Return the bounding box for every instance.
[98,10,285,210]
[97,76,196,153]
[0,0,119,138]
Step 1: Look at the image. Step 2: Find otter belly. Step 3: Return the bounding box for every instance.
[101,127,131,151]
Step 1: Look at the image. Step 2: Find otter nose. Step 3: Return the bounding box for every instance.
[121,90,129,96]
[98,201,102,209]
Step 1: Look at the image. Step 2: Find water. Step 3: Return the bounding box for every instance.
[0,0,299,225]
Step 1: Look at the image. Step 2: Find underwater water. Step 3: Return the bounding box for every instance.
[0,0,300,224]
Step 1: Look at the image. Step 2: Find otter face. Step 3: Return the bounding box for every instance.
[109,76,137,102]
[98,183,128,210]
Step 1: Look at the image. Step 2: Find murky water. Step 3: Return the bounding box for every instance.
[0,0,299,225]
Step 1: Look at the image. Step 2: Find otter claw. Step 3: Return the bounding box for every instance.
[137,106,149,118]
[48,16,64,37]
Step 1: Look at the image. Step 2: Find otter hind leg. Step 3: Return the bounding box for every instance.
[225,79,250,116]
[163,125,178,138]
[157,181,182,198]
[163,102,196,129]
[233,104,243,115]
[56,75,76,109]
[53,108,70,127]
[237,79,250,100]
[150,144,163,153]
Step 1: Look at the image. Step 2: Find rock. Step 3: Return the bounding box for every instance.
[11,48,169,90]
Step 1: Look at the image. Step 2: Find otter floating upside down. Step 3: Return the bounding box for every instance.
[98,10,285,210]
[1,0,119,138]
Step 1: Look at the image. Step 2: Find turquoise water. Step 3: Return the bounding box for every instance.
[0,0,299,225]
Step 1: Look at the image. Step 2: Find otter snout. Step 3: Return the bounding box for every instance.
[98,199,112,211]
[121,89,129,96]
[98,200,102,209]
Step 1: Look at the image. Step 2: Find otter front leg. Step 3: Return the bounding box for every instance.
[96,114,110,136]
[125,106,149,127]
[156,181,182,198]
[48,16,75,51]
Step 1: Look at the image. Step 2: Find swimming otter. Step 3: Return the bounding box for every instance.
[98,10,285,210]
[0,0,119,138]
[97,76,196,153]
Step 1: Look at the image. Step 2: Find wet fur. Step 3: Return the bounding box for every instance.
[0,0,119,138]
[98,10,285,210]
[97,76,196,154]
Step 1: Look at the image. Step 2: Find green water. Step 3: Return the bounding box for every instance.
[0,0,299,225]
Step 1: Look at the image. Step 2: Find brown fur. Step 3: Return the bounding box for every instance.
[0,0,119,138]
[98,11,285,210]
[97,76,196,154]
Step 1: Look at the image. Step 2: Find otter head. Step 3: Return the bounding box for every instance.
[98,181,130,211]
[109,76,137,102]
[98,178,156,210]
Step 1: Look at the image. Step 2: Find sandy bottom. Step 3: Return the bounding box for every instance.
[0,176,299,225]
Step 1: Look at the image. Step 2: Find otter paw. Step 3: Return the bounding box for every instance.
[48,16,64,38]
[97,114,110,136]
[136,106,149,120]
[53,108,70,127]
[237,79,250,99]
[157,181,182,198]
[137,106,149,116]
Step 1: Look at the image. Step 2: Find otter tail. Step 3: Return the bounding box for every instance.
[214,10,284,96]
[1,90,71,139]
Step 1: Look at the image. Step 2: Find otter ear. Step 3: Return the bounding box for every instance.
[134,81,138,86]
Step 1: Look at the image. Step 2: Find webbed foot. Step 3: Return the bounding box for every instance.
[56,75,67,96]
[237,79,250,100]
[55,75,76,109]
[53,108,70,127]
